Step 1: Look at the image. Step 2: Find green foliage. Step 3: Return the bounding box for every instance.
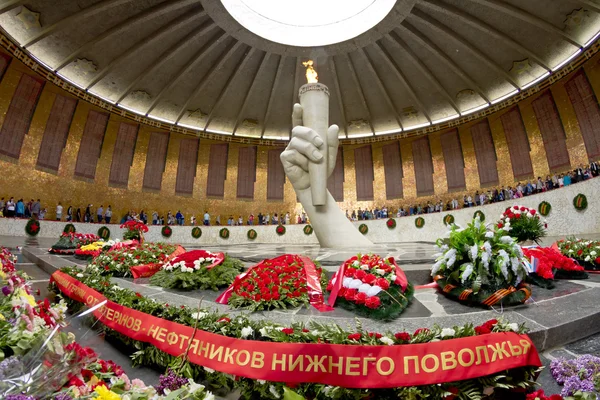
[98,226,111,240]
[191,227,202,239]
[123,229,141,241]
[358,224,368,234]
[573,194,588,210]
[63,223,76,233]
[219,228,229,239]
[538,201,551,217]
[149,256,243,291]
[507,215,546,244]
[25,218,40,236]
[415,217,425,228]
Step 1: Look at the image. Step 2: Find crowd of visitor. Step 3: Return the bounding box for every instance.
[0,162,597,225]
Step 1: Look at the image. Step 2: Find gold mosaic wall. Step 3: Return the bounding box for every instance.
[0,51,598,221]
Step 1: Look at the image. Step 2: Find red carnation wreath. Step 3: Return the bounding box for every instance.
[327,254,414,321]
[217,254,330,312]
[522,246,587,287]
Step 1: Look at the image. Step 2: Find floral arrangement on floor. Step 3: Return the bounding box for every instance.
[87,242,178,277]
[522,247,588,288]
[63,223,76,234]
[149,250,243,291]
[120,220,149,241]
[74,241,106,259]
[49,233,101,255]
[556,238,600,271]
[223,255,327,312]
[50,267,542,400]
[498,206,546,244]
[432,216,532,307]
[326,254,414,321]
[550,355,600,399]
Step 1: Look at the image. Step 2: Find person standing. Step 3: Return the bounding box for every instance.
[96,205,104,223]
[105,206,112,224]
[248,214,254,225]
[258,212,263,225]
[176,210,183,226]
[16,199,24,218]
[6,198,15,218]
[152,211,158,225]
[203,210,210,226]
[66,206,73,221]
[31,199,41,219]
[56,203,63,221]
[85,205,92,223]
[216,215,221,226]
[285,212,290,225]
[75,207,81,222]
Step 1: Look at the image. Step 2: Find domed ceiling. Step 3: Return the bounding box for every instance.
[0,0,599,140]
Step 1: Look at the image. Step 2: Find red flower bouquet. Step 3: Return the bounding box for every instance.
[523,246,588,284]
[218,254,328,312]
[556,238,600,271]
[149,250,243,290]
[327,254,414,321]
[121,220,148,241]
[498,205,546,243]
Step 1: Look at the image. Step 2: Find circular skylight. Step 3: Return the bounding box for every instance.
[220,0,397,47]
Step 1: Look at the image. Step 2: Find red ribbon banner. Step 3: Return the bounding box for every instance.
[52,271,542,389]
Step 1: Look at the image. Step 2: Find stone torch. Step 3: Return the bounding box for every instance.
[299,60,329,206]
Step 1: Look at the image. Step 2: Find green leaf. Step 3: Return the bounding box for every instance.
[283,387,306,400]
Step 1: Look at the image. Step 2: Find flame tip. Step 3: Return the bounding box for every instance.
[303,59,318,83]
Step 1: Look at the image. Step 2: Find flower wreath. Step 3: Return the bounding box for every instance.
[161,225,172,238]
[25,218,40,236]
[247,229,257,240]
[219,228,230,239]
[473,210,485,221]
[150,250,243,291]
[218,254,328,312]
[415,217,425,228]
[303,225,313,235]
[97,226,111,241]
[327,254,414,321]
[275,225,286,236]
[63,223,76,234]
[443,214,455,226]
[191,227,202,239]
[386,218,396,229]
[573,194,587,211]
[358,223,368,235]
[538,201,551,217]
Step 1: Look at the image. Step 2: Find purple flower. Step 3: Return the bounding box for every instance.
[5,395,37,400]
[155,369,188,395]
[2,286,11,296]
[0,356,23,380]
[53,394,73,400]
[561,375,595,397]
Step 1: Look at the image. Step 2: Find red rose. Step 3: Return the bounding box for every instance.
[347,333,361,341]
[344,289,357,301]
[217,317,231,323]
[497,222,504,228]
[548,395,563,400]
[282,328,294,335]
[595,257,600,264]
[577,249,583,256]
[338,287,346,296]
[262,293,272,301]
[104,265,110,271]
[344,268,355,277]
[363,274,377,284]
[375,278,390,290]
[520,206,526,211]
[513,206,519,210]
[368,332,382,339]
[67,376,85,387]
[474,325,491,335]
[394,332,411,342]
[413,328,430,336]
[365,296,381,309]
[326,282,333,291]
[530,209,536,215]
[302,328,310,332]
[485,318,498,326]
[354,292,367,304]
[135,292,142,298]
[354,269,366,279]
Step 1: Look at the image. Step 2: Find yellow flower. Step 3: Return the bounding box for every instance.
[0,313,5,320]
[80,242,104,251]
[94,385,121,400]
[0,269,6,280]
[15,288,36,307]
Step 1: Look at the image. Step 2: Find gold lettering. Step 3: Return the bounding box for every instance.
[251,352,265,369]
[488,342,510,362]
[362,357,376,375]
[306,355,327,373]
[208,344,223,361]
[328,356,343,375]
[345,357,360,376]
[236,350,250,366]
[475,346,490,365]
[458,349,475,367]
[289,355,304,372]
[441,351,458,370]
[421,354,440,373]
[189,339,200,355]
[198,341,210,358]
[178,334,190,350]
[132,319,141,332]
[272,353,286,371]
[509,341,522,356]
[224,348,237,364]
[155,327,167,343]
[166,332,178,346]
[376,357,394,376]
[404,356,420,374]
[520,339,531,355]
[148,325,159,338]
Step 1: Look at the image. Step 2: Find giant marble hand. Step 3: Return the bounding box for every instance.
[281,103,373,248]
